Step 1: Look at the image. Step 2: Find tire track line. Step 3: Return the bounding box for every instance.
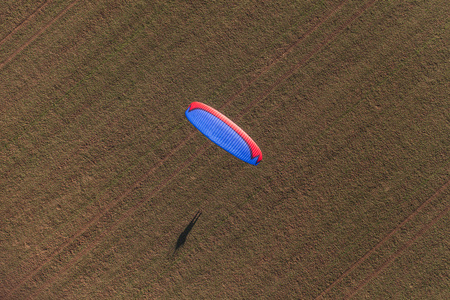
[31,102,279,297]
[76,102,282,294]
[135,0,381,295]
[143,0,377,294]
[237,0,377,121]
[2,0,343,149]
[0,0,52,48]
[2,0,346,173]
[8,2,349,295]
[70,0,377,291]
[346,203,450,299]
[220,0,350,111]
[28,141,212,300]
[0,0,80,71]
[2,9,144,150]
[15,1,365,296]
[4,130,197,299]
[149,13,449,298]
[81,0,378,294]
[269,19,450,298]
[316,178,450,299]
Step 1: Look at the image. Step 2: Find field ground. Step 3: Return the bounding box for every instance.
[1,0,449,299]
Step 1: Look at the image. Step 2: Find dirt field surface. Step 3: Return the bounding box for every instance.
[1,0,449,299]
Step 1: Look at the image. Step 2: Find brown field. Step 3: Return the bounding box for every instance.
[1,0,449,299]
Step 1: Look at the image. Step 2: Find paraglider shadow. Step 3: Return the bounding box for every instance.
[172,210,202,255]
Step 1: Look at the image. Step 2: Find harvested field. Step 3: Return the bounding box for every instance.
[1,0,449,299]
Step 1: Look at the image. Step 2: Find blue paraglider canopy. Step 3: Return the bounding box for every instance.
[185,102,262,165]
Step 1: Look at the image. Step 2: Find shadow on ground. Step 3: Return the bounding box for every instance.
[171,210,202,256]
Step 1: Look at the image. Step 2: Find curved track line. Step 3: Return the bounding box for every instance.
[0,0,52,48]
[0,0,80,71]
[7,3,349,296]
[316,178,450,299]
[31,1,376,297]
[346,204,450,299]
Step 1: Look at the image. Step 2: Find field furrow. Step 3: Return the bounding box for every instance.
[2,0,448,299]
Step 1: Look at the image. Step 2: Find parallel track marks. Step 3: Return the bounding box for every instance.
[8,1,369,298]
[316,178,450,299]
[7,2,349,296]
[0,0,80,71]
[27,141,211,299]
[220,0,349,111]
[346,203,450,299]
[0,0,52,48]
[237,0,377,120]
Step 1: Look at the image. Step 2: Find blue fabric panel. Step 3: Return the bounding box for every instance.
[186,108,254,164]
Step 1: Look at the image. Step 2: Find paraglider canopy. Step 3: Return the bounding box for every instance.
[185,102,262,165]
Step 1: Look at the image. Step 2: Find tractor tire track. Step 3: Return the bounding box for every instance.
[236,0,377,121]
[7,2,350,296]
[2,0,347,190]
[316,178,450,299]
[4,129,197,299]
[62,102,282,295]
[346,203,450,299]
[27,141,212,300]
[0,0,52,48]
[34,0,374,296]
[31,100,283,299]
[3,0,345,150]
[75,0,376,295]
[0,0,80,71]
[220,0,350,111]
[11,1,366,297]
[101,0,382,296]
[4,0,348,157]
[148,5,450,297]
